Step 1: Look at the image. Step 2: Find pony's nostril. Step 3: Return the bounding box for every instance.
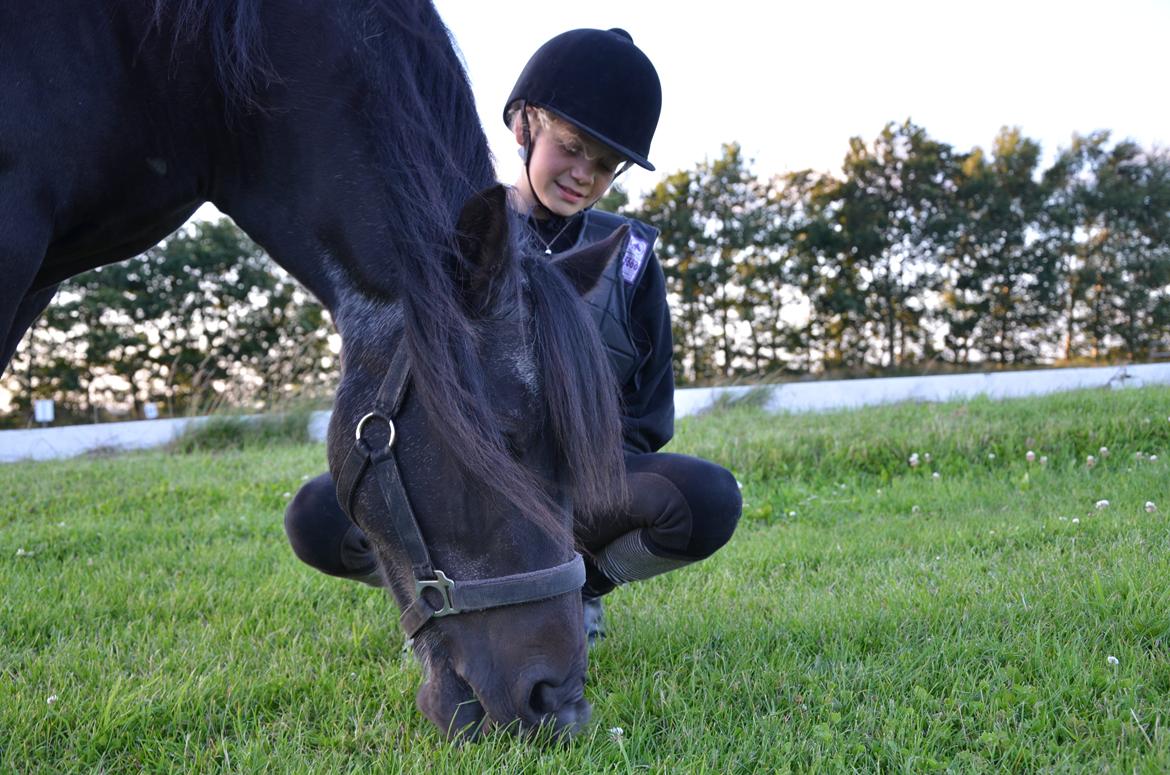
[529,681,561,715]
[525,680,591,737]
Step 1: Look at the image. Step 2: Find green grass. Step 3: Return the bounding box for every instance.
[2,386,1169,772]
[168,406,317,454]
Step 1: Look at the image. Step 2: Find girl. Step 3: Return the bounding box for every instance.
[285,28,742,643]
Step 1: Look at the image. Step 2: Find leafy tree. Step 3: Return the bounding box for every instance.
[1080,141,1170,358]
[941,128,1060,364]
[791,121,959,370]
[4,219,335,423]
[1048,134,1170,360]
[635,144,778,382]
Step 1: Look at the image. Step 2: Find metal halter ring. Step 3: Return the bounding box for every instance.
[355,412,396,450]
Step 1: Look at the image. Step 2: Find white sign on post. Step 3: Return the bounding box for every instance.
[143,402,159,420]
[34,399,55,424]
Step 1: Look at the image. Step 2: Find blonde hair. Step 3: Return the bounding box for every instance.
[509,104,622,166]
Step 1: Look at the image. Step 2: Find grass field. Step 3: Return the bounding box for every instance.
[2,386,1169,772]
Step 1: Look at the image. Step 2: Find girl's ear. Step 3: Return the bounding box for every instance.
[514,104,533,148]
[552,225,629,296]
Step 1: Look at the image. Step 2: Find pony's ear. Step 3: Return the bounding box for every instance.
[454,185,512,310]
[455,184,510,270]
[551,224,629,296]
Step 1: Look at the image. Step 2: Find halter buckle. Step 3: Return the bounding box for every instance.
[416,570,458,617]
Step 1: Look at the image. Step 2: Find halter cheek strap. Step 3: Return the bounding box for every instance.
[334,340,585,639]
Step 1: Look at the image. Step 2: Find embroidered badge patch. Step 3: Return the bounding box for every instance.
[621,235,649,284]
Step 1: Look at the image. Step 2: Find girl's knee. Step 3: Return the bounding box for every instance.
[283,473,347,569]
[675,461,741,560]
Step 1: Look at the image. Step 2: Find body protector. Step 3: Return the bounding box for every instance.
[575,209,660,386]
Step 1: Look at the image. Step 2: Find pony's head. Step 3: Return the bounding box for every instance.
[328,185,628,739]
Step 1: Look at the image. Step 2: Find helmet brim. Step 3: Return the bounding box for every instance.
[540,105,656,172]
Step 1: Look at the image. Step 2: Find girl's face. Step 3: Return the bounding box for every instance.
[513,114,627,218]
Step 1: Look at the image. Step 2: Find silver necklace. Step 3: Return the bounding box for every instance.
[531,215,575,256]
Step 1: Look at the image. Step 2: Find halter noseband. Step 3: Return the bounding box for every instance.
[334,340,585,638]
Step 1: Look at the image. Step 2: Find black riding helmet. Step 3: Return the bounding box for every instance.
[504,28,661,171]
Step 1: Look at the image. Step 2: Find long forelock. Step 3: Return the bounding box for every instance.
[524,250,628,523]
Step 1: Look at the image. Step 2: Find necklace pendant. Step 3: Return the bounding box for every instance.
[544,248,552,255]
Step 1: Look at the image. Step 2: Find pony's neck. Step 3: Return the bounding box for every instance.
[205,0,496,315]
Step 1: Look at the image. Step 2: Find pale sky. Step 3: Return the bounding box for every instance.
[7,0,1168,415]
[433,0,1170,199]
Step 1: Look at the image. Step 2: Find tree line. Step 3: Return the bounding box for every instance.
[632,123,1170,383]
[3,122,1168,425]
[2,221,335,426]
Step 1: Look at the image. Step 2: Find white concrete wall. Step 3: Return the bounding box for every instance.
[2,362,1167,464]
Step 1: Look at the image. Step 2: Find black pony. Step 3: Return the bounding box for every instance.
[2,0,626,738]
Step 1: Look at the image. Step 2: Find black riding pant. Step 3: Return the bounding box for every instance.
[284,452,742,594]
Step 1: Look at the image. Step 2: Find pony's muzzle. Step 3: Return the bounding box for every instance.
[516,676,592,740]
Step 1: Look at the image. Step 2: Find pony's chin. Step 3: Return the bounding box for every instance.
[416,668,487,742]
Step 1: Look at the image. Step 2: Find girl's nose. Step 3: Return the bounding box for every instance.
[570,162,594,185]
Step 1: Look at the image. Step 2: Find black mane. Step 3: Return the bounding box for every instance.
[155,0,623,531]
[152,0,276,108]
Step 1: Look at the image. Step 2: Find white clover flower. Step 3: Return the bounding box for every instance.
[908,453,921,468]
[988,452,997,460]
[1146,501,1157,513]
[282,492,291,498]
[1086,455,1097,468]
[608,726,625,741]
[1107,655,1119,666]
[911,505,921,514]
[1095,499,1110,510]
[46,694,58,705]
[1136,451,1145,461]
[1099,446,1110,458]
[15,548,28,557]
[1072,518,1080,524]
[1026,450,1036,462]
[932,471,940,480]
[787,510,797,517]
[1151,455,1159,462]
[1040,455,1049,465]
[924,453,933,463]
[1058,516,1067,521]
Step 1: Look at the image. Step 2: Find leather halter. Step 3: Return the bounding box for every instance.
[334,341,585,639]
